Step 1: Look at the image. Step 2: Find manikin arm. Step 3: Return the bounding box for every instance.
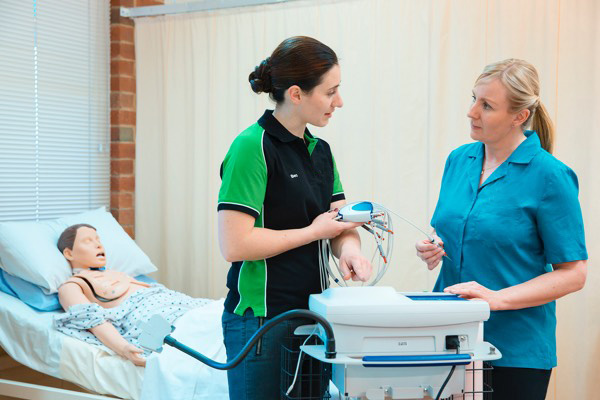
[58,282,146,367]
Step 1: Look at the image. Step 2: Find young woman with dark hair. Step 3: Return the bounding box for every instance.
[217,36,371,399]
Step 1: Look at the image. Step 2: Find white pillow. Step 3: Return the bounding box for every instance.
[0,207,157,294]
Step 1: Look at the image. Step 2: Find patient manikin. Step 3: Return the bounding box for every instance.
[56,224,209,367]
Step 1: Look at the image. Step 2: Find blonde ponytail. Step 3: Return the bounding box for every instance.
[531,101,555,154]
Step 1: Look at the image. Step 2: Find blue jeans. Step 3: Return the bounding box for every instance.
[222,309,326,400]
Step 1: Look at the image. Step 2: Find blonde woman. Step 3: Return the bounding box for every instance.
[416,59,587,399]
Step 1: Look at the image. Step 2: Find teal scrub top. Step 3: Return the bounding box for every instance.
[431,131,587,369]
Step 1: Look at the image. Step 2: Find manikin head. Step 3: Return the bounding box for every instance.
[57,224,106,270]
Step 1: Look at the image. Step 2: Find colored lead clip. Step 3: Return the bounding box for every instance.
[377,243,387,264]
[371,221,394,234]
[361,224,375,234]
[428,237,452,261]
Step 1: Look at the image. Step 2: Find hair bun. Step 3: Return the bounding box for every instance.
[249,58,272,94]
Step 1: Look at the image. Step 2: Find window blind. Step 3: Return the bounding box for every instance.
[0,0,110,222]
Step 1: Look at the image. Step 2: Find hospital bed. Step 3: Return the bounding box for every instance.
[0,290,143,400]
[0,286,229,400]
[0,207,228,400]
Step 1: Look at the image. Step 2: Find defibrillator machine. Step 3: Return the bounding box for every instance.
[302,286,500,399]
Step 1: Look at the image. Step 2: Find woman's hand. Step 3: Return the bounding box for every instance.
[338,247,372,282]
[444,281,505,311]
[309,209,362,240]
[415,234,445,270]
[117,342,146,367]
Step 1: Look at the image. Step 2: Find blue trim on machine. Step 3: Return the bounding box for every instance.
[362,354,472,368]
[363,354,471,362]
[362,361,472,368]
[405,294,467,301]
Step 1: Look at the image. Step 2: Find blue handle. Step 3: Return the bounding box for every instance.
[362,354,472,368]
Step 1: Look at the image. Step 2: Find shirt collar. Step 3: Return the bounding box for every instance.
[507,130,542,164]
[467,130,542,164]
[257,109,313,143]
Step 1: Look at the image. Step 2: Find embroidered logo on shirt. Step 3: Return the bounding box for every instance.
[290,174,298,179]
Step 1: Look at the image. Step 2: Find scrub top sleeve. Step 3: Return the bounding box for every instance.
[218,134,268,219]
[430,151,455,228]
[331,154,345,203]
[537,166,588,264]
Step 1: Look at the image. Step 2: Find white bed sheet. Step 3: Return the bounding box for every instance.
[141,299,228,400]
[0,291,143,399]
[0,291,63,376]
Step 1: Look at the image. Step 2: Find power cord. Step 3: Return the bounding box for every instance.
[435,338,461,400]
[435,365,456,400]
[286,326,318,396]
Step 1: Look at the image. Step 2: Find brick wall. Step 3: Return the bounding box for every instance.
[110,0,163,238]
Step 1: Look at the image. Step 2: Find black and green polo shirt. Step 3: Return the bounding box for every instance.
[218,109,345,318]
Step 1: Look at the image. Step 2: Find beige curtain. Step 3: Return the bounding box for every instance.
[134,0,600,398]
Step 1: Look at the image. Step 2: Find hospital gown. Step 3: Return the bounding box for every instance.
[54,284,211,355]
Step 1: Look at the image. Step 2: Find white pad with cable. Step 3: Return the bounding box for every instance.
[138,314,174,353]
[140,299,228,400]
